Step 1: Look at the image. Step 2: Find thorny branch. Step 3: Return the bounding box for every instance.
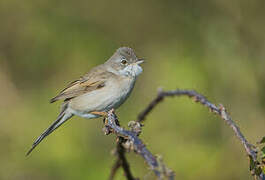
[104,109,174,180]
[107,89,264,179]
[108,138,136,180]
[137,89,265,180]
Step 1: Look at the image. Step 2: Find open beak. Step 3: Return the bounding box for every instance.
[136,58,145,64]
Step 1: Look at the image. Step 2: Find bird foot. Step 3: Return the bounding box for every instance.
[90,111,108,117]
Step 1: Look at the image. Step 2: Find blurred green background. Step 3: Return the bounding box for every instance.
[0,0,265,179]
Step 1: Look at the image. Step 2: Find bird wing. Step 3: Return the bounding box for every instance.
[50,65,112,103]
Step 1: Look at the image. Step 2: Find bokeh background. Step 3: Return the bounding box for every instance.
[0,0,265,179]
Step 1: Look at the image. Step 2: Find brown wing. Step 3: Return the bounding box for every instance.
[50,65,111,103]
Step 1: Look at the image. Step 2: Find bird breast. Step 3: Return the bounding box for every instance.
[68,76,136,113]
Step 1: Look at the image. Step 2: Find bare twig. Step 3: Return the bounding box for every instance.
[109,158,122,180]
[109,138,136,180]
[108,89,264,179]
[137,89,219,123]
[108,121,143,180]
[137,89,264,179]
[105,109,174,180]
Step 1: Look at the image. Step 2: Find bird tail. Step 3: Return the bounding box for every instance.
[26,109,73,156]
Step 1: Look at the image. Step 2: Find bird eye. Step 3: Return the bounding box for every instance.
[121,58,128,65]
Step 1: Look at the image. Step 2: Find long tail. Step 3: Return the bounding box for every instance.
[26,110,73,156]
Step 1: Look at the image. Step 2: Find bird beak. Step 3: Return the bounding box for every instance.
[136,58,145,64]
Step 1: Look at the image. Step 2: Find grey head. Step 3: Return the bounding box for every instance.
[105,47,144,77]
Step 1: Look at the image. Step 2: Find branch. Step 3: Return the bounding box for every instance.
[137,89,264,179]
[137,89,219,122]
[109,137,137,180]
[105,109,174,180]
[108,158,122,180]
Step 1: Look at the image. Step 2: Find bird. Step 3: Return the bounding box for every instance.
[26,47,144,156]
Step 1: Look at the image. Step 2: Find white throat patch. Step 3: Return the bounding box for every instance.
[119,64,143,77]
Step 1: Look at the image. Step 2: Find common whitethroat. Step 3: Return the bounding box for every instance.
[26,47,144,156]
